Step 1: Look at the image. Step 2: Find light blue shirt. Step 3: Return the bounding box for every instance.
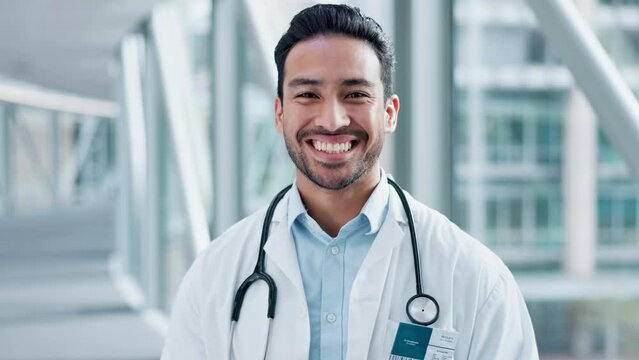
[287,178,390,360]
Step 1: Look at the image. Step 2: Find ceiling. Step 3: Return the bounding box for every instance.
[0,0,161,100]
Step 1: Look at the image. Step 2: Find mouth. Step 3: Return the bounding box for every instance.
[309,139,357,154]
[298,130,366,162]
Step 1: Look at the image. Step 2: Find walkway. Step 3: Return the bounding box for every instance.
[0,204,163,360]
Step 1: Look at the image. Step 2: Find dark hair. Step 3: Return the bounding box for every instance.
[274,4,395,100]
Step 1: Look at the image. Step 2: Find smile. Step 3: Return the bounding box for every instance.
[311,140,353,154]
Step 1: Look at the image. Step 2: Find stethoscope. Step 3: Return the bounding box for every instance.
[230,177,439,357]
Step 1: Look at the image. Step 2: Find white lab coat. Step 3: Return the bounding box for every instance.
[161,188,539,359]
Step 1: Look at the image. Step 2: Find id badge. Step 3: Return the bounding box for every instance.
[388,322,458,360]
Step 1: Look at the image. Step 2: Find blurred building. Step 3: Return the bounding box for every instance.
[453,0,639,357]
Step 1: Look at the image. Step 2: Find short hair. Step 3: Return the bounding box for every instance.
[274,4,395,100]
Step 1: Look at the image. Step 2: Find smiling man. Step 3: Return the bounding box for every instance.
[161,4,538,360]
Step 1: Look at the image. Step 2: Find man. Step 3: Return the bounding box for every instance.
[161,4,538,359]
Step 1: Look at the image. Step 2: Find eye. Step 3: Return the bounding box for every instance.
[296,92,318,99]
[346,92,368,99]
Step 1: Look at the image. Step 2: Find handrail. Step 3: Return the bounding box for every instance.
[151,2,211,254]
[526,0,639,182]
[0,81,117,118]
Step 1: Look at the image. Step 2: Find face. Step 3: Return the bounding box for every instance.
[275,35,399,190]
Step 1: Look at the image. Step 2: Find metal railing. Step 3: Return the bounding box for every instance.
[0,83,117,217]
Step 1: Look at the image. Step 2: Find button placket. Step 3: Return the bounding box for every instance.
[320,240,344,357]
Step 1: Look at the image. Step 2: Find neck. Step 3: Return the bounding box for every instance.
[296,165,382,237]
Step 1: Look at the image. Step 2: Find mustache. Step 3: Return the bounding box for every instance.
[297,127,368,142]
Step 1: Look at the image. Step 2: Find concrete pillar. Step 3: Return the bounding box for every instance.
[144,38,162,310]
[393,0,453,215]
[562,0,598,356]
[563,90,597,278]
[563,0,597,280]
[1,104,13,217]
[212,0,243,236]
[465,0,487,242]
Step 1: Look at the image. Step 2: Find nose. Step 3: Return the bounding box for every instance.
[314,98,350,131]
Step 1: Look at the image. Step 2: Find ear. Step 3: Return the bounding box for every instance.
[274,97,284,133]
[384,95,399,133]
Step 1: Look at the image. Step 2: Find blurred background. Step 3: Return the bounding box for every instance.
[0,0,638,359]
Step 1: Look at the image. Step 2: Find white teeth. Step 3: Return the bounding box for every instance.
[312,140,353,153]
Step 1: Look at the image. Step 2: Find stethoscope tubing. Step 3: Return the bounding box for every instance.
[386,178,423,296]
[231,184,291,322]
[230,177,439,332]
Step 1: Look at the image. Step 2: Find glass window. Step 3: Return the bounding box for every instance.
[509,198,523,227]
[535,116,562,164]
[598,130,621,164]
[526,30,547,64]
[239,26,294,214]
[598,197,613,229]
[453,91,469,163]
[623,198,637,228]
[486,199,498,229]
[535,197,549,228]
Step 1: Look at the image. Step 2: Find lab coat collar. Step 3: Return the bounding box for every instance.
[282,169,403,230]
[263,175,408,285]
[386,174,409,227]
[364,185,407,263]
[361,168,391,235]
[286,170,390,235]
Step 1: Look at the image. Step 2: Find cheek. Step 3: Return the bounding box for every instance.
[366,111,387,135]
[281,107,310,130]
[279,116,300,140]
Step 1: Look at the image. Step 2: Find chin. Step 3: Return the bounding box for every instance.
[305,164,368,191]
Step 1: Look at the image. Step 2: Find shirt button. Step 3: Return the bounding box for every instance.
[326,313,337,323]
[330,246,340,255]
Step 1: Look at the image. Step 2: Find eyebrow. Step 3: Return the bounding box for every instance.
[287,77,375,88]
[341,78,375,88]
[287,78,324,88]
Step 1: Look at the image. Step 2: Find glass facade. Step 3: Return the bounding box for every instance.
[115,2,212,311]
[454,0,639,357]
[240,27,294,214]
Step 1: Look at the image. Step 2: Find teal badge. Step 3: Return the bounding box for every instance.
[389,322,432,360]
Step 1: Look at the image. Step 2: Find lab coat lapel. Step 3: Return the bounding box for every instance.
[262,192,306,299]
[348,191,406,358]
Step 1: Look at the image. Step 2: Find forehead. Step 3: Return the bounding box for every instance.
[284,35,382,86]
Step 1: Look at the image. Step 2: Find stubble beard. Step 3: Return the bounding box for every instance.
[283,130,384,191]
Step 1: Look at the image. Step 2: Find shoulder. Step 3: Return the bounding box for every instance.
[403,192,512,298]
[195,207,268,270]
[397,196,537,357]
[179,207,269,295]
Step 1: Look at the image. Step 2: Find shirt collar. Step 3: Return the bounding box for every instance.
[360,168,389,234]
[287,183,308,230]
[286,168,390,235]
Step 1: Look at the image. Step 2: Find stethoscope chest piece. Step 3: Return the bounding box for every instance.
[406,293,439,326]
